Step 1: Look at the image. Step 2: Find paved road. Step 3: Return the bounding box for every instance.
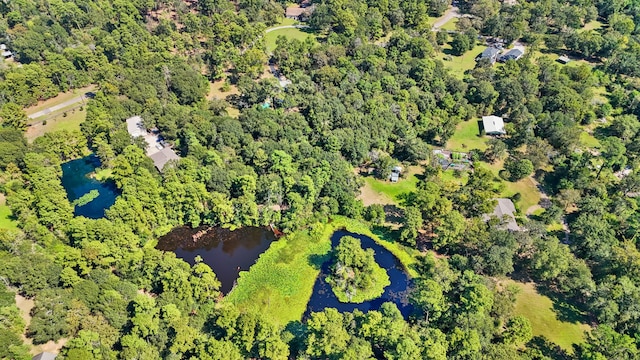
[265,25,309,33]
[27,93,91,120]
[432,6,461,31]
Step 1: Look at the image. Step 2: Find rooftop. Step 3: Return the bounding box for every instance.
[150,147,180,171]
[126,116,146,138]
[482,115,506,135]
[285,6,308,17]
[479,47,500,59]
[33,353,57,360]
[484,198,520,231]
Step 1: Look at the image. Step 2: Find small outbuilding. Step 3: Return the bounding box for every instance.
[477,47,501,64]
[482,115,506,136]
[389,166,402,182]
[557,55,571,64]
[484,198,520,231]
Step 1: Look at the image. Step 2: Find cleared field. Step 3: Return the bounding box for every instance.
[442,44,487,78]
[578,20,604,33]
[483,161,541,212]
[0,204,17,230]
[509,281,590,352]
[24,85,95,116]
[440,18,458,31]
[359,166,422,205]
[446,120,488,152]
[25,107,86,142]
[265,28,316,52]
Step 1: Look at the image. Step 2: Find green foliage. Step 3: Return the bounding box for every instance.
[327,236,390,303]
[72,189,100,207]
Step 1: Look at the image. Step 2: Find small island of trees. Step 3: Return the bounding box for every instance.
[327,236,390,303]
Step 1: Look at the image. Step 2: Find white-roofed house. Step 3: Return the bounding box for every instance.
[482,115,506,136]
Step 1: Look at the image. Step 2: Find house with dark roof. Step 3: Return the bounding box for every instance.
[483,198,520,231]
[499,48,524,62]
[477,47,500,64]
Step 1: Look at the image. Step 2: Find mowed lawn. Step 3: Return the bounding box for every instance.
[446,120,488,152]
[442,44,487,78]
[265,28,316,52]
[359,166,422,205]
[0,205,17,230]
[511,281,590,352]
[24,84,95,117]
[26,108,86,142]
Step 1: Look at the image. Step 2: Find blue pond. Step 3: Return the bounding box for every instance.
[305,230,414,318]
[61,155,119,219]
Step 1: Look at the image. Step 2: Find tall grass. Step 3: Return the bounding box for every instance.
[225,217,421,325]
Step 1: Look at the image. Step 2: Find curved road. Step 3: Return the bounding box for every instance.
[265,24,309,33]
[432,6,461,31]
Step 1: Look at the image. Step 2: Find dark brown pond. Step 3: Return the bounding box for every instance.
[156,226,276,294]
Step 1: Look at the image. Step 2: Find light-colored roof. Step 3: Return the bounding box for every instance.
[126,116,146,138]
[485,198,520,231]
[0,44,6,50]
[33,352,57,360]
[482,115,506,135]
[480,47,500,59]
[150,147,180,171]
[1,50,12,57]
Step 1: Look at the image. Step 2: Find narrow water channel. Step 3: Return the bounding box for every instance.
[305,230,414,318]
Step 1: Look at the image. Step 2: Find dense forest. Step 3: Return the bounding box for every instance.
[0,0,640,359]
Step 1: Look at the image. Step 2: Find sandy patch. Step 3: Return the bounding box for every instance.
[15,294,68,355]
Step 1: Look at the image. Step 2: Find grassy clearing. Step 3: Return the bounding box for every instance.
[509,280,589,352]
[446,120,488,152]
[25,108,86,142]
[225,222,333,326]
[483,161,541,212]
[360,166,421,205]
[440,18,458,31]
[0,205,17,230]
[226,217,420,325]
[24,85,95,116]
[442,44,487,78]
[578,20,604,33]
[580,131,601,149]
[266,28,317,52]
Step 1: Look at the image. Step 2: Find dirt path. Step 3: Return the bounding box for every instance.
[15,293,67,355]
[27,94,90,120]
[432,6,460,30]
[265,25,309,33]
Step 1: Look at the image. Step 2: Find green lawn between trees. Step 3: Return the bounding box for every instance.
[511,280,590,352]
[225,216,419,326]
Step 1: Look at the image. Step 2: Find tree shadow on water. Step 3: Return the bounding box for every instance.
[308,253,330,270]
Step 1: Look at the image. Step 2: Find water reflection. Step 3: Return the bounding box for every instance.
[157,226,276,294]
[61,155,119,219]
[305,230,414,318]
